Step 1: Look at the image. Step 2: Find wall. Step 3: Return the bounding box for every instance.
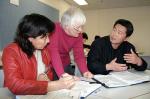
[38,0,71,20]
[2,0,149,55]
[34,2,150,56]
[0,0,59,50]
[84,6,150,55]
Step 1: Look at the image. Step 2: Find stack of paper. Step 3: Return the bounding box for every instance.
[70,81,101,99]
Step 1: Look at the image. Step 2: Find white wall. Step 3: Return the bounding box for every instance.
[37,1,150,55]
[38,0,70,20]
[84,6,150,56]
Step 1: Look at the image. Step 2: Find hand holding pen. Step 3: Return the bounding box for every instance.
[37,66,51,81]
[59,73,76,89]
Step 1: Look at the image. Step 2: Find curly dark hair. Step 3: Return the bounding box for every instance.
[14,13,55,58]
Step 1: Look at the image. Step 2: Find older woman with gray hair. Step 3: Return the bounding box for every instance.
[48,6,93,80]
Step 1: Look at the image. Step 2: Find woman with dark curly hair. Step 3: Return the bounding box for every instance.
[2,13,75,95]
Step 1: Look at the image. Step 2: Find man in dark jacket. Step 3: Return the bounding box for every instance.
[87,19,147,75]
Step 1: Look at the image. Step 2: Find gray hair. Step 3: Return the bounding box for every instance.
[61,6,86,28]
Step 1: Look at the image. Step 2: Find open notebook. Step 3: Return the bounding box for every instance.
[94,70,150,88]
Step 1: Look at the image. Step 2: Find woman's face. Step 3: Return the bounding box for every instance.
[65,24,84,37]
[28,34,49,50]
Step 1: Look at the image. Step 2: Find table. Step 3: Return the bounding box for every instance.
[87,70,150,99]
[0,87,15,99]
[87,82,150,99]
[16,81,150,99]
[2,70,150,99]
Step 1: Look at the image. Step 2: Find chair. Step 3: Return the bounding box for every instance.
[0,70,4,87]
[141,56,150,70]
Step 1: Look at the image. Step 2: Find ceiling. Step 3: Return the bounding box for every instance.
[64,0,150,10]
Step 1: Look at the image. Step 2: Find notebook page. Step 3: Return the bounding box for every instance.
[94,75,129,87]
[110,71,150,84]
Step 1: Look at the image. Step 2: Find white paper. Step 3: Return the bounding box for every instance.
[94,71,150,88]
[70,81,101,98]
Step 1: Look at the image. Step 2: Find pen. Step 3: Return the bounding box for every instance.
[91,78,108,88]
[80,77,95,83]
[80,79,96,83]
[44,64,52,74]
[44,66,50,74]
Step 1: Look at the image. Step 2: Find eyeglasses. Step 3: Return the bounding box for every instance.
[73,25,84,32]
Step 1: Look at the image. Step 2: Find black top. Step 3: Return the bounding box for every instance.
[83,44,91,49]
[87,36,147,75]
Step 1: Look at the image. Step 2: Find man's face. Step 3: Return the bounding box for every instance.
[65,24,84,37]
[110,24,127,45]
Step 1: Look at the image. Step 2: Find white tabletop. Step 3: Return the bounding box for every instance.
[0,87,15,99]
[87,70,150,99]
[16,81,150,99]
[3,70,150,99]
[87,82,150,99]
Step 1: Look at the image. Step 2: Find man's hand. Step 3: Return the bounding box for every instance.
[106,58,127,72]
[124,49,142,66]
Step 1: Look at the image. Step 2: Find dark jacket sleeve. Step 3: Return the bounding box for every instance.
[131,58,147,71]
[87,39,110,75]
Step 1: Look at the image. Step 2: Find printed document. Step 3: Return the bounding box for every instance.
[94,70,150,88]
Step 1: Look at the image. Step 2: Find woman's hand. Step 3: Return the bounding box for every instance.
[59,73,76,89]
[37,73,50,81]
[47,73,75,92]
[83,71,94,79]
